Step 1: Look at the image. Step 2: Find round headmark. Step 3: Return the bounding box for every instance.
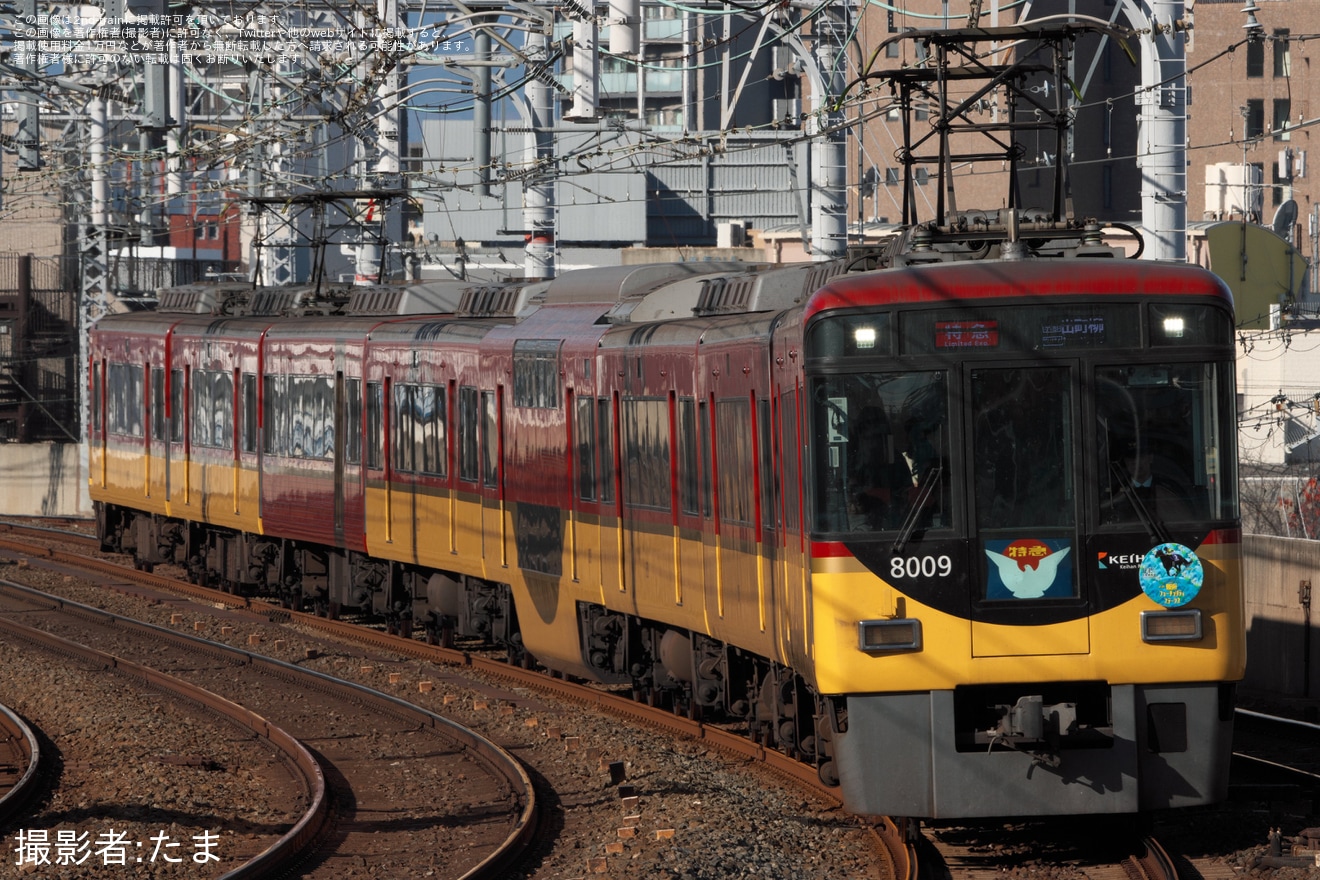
[1138,543,1203,608]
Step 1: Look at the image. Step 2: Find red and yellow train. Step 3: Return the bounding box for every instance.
[90,227,1244,819]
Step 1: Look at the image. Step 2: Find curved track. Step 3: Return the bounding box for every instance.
[0,609,328,876]
[0,698,41,830]
[0,523,905,876]
[0,573,537,879]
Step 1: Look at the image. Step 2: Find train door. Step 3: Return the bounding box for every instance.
[675,396,701,609]
[967,363,1089,657]
[704,393,763,644]
[167,367,186,511]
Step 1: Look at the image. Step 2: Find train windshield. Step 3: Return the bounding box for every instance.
[1096,362,1237,527]
[810,372,951,534]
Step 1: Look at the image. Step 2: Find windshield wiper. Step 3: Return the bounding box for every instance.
[893,464,942,555]
[1108,461,1171,545]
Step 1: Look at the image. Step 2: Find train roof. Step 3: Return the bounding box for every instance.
[804,259,1234,321]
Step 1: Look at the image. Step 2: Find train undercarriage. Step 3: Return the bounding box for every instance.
[95,501,845,785]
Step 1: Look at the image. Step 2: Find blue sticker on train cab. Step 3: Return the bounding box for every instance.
[984,538,1074,600]
[1138,543,1203,608]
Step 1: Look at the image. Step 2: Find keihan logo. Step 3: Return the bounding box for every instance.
[1097,551,1143,570]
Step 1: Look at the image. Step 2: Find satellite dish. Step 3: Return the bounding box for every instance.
[1272,198,1298,241]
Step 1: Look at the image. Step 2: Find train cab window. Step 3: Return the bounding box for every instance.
[971,368,1079,602]
[810,372,949,535]
[1096,362,1238,526]
[971,368,1074,529]
[459,385,479,482]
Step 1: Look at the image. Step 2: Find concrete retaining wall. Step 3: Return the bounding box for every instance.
[0,442,91,517]
[1242,535,1320,700]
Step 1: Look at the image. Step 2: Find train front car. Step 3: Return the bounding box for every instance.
[801,259,1243,819]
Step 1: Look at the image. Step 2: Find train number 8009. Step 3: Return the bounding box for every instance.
[890,555,954,579]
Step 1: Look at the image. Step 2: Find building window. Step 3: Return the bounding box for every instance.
[885,167,900,186]
[885,41,899,59]
[1245,99,1264,139]
[914,168,929,186]
[1246,39,1263,78]
[1273,30,1290,78]
[1273,98,1291,141]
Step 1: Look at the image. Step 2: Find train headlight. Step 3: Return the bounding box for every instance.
[1161,316,1186,338]
[858,619,922,653]
[853,326,878,349]
[1140,609,1202,642]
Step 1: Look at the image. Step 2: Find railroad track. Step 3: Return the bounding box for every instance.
[0,521,905,877]
[0,698,40,830]
[0,576,537,879]
[916,821,1190,880]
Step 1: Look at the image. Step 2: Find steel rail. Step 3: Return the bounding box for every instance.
[0,576,539,880]
[0,699,41,830]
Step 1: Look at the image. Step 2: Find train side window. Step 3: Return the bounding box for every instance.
[345,377,362,465]
[366,381,383,469]
[481,390,498,488]
[698,399,711,517]
[241,374,256,453]
[92,361,103,436]
[459,385,478,482]
[170,369,184,443]
[191,370,213,448]
[716,398,753,525]
[213,371,234,450]
[315,375,333,459]
[678,398,698,515]
[412,385,427,472]
[262,375,281,456]
[108,362,144,437]
[423,385,445,476]
[597,397,614,504]
[151,368,166,442]
[575,396,596,501]
[289,377,307,457]
[392,383,414,472]
[622,397,671,511]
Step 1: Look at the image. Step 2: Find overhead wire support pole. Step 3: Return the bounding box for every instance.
[1126,0,1189,261]
[522,11,556,281]
[810,0,848,261]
